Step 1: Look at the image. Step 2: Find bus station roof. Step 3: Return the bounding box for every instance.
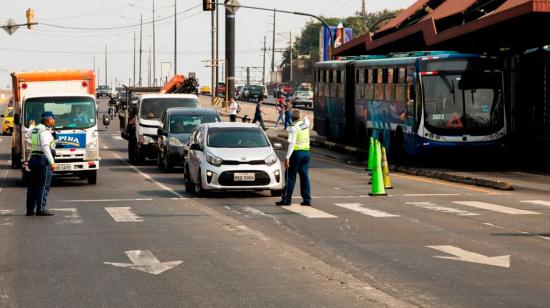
[333,0,550,56]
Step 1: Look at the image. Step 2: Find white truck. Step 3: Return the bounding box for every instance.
[11,70,104,184]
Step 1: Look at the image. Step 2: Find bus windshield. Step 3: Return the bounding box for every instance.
[140,98,199,120]
[24,96,96,129]
[422,71,504,135]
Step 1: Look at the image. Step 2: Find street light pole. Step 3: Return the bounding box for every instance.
[139,14,143,86]
[133,32,136,86]
[152,0,156,85]
[105,44,108,86]
[174,0,177,76]
[225,1,236,106]
[211,9,216,106]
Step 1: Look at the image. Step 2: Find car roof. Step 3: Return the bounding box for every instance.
[165,107,219,115]
[202,122,263,129]
[140,94,199,100]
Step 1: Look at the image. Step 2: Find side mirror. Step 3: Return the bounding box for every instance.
[273,142,283,150]
[14,114,20,125]
[157,128,167,136]
[190,143,202,151]
[102,114,110,126]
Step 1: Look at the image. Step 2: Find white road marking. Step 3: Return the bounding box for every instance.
[427,245,510,268]
[281,205,337,219]
[112,136,123,140]
[114,153,185,199]
[0,210,14,226]
[242,206,269,217]
[521,200,550,207]
[0,210,14,215]
[60,198,153,203]
[51,208,82,224]
[453,201,541,215]
[406,202,479,216]
[104,250,182,275]
[334,203,399,218]
[404,194,461,197]
[105,207,143,222]
[102,145,109,150]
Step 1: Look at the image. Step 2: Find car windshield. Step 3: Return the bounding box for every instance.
[170,114,220,133]
[207,127,270,148]
[422,71,504,135]
[140,98,199,119]
[249,85,264,91]
[24,96,97,129]
[295,91,309,97]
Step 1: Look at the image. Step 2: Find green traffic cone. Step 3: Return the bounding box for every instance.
[366,137,374,171]
[369,140,387,196]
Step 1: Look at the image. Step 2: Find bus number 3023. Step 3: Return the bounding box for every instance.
[432,114,445,120]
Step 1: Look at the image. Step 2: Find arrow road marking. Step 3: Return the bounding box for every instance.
[105,207,143,222]
[453,201,541,215]
[104,250,182,275]
[427,245,510,268]
[406,202,479,216]
[334,203,399,218]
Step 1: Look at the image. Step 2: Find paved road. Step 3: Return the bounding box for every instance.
[1,99,550,307]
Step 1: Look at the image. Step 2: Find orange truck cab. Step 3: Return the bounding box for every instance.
[11,70,101,184]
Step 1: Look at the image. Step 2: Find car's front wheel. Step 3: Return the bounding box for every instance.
[194,169,207,197]
[184,164,195,193]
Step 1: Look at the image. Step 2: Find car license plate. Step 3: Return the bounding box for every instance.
[234,173,255,182]
[57,164,72,171]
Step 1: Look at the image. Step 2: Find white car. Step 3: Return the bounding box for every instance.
[184,122,284,196]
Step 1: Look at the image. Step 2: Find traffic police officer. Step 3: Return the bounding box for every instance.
[26,112,57,216]
[276,109,312,206]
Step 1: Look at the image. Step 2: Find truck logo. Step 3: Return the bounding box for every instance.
[56,134,86,148]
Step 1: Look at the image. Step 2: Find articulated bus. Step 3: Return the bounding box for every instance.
[313,52,506,156]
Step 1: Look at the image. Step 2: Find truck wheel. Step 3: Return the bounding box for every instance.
[136,146,146,164]
[87,170,97,185]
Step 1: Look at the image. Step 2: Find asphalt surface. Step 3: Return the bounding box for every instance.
[1,99,550,307]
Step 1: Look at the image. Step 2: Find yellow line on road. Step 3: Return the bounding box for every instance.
[392,173,494,194]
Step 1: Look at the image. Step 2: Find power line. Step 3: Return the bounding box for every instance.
[39,4,201,31]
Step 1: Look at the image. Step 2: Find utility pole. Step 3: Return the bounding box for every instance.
[152,0,156,86]
[225,0,236,105]
[139,14,143,86]
[246,67,250,85]
[133,32,136,86]
[105,44,108,85]
[148,46,151,86]
[289,31,293,82]
[262,36,267,85]
[211,8,216,105]
[271,10,276,74]
[216,5,219,95]
[362,0,366,17]
[174,0,177,75]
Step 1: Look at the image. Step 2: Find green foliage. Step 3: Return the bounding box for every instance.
[281,9,402,65]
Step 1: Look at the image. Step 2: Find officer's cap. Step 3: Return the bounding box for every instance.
[41,111,55,119]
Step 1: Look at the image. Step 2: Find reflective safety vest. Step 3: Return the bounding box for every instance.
[293,120,310,151]
[30,124,55,156]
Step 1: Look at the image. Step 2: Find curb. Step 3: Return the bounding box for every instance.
[390,165,514,191]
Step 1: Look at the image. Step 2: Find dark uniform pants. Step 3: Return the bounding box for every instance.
[26,155,53,214]
[282,150,311,204]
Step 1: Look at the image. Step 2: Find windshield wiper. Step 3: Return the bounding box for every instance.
[439,74,455,95]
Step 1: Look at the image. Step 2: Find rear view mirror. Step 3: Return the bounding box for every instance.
[273,142,283,150]
[102,114,110,126]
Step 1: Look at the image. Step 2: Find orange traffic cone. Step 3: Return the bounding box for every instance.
[369,140,387,196]
[381,146,393,189]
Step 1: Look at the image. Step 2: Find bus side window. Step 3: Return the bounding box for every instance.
[365,68,374,100]
[396,67,407,103]
[374,68,384,100]
[356,69,363,100]
[385,68,396,101]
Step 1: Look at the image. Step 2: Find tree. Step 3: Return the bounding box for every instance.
[281,9,402,66]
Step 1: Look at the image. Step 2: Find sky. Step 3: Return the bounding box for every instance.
[0,0,415,88]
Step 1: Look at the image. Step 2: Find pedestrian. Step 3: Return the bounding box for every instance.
[228,98,240,122]
[284,98,293,130]
[276,109,312,207]
[26,112,57,216]
[274,97,285,129]
[252,97,266,130]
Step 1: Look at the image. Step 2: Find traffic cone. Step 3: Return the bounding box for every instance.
[381,146,393,189]
[366,137,374,171]
[369,140,387,196]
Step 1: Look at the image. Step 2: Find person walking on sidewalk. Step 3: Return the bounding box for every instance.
[26,112,57,216]
[276,109,312,207]
[274,97,285,129]
[284,98,293,130]
[252,97,266,130]
[228,98,240,122]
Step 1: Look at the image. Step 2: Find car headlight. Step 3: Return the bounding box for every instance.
[207,153,223,167]
[264,153,278,166]
[169,137,183,147]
